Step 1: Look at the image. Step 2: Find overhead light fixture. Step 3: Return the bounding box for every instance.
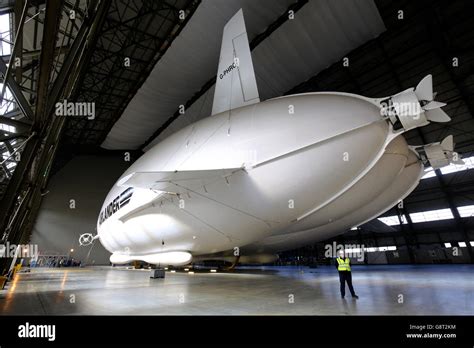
[410,208,454,223]
[378,215,408,226]
[458,242,467,247]
[444,243,452,248]
[458,205,474,217]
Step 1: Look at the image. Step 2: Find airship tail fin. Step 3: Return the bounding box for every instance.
[211,9,260,115]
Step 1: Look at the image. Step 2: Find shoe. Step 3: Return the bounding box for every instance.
[352,295,359,299]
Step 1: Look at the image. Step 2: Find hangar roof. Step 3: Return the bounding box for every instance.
[100,0,385,150]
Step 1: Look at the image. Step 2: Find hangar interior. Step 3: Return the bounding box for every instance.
[0,0,473,315]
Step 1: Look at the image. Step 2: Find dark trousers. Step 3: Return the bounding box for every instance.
[339,271,356,297]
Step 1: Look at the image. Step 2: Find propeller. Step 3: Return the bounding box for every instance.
[421,135,465,169]
[414,75,451,123]
[440,135,464,165]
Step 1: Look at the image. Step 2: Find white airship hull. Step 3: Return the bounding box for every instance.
[96,10,453,266]
[97,93,421,263]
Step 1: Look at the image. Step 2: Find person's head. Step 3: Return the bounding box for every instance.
[338,250,345,258]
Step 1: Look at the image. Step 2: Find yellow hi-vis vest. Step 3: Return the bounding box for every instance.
[337,257,351,272]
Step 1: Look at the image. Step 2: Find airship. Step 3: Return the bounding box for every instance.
[93,9,461,266]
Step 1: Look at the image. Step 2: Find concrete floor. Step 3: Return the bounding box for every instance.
[0,265,472,315]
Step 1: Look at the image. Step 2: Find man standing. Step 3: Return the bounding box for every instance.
[336,250,359,299]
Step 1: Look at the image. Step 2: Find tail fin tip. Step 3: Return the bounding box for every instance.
[211,9,260,115]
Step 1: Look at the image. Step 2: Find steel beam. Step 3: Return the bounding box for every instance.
[0,133,28,142]
[0,59,34,120]
[396,207,416,263]
[0,0,109,275]
[4,140,14,154]
[0,0,27,102]
[0,135,38,250]
[0,114,31,132]
[14,0,25,85]
[34,0,62,124]
[44,3,100,120]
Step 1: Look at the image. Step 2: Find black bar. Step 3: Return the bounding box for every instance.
[0,315,472,346]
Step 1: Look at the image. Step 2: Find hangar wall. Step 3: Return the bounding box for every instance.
[349,248,472,265]
[30,156,129,265]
